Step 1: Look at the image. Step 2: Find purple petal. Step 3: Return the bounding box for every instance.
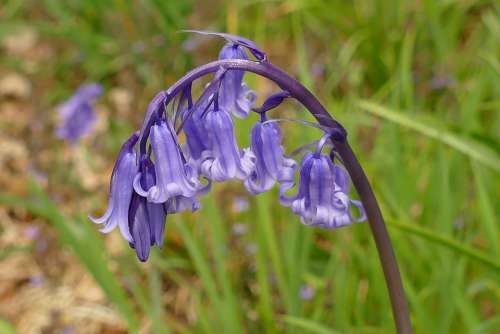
[260,123,284,177]
[128,194,152,262]
[132,157,168,248]
[235,83,257,118]
[244,122,281,194]
[305,155,335,226]
[183,110,210,162]
[218,43,256,118]
[201,109,255,182]
[247,121,296,195]
[280,152,314,206]
[333,165,350,193]
[147,121,201,203]
[349,199,367,223]
[89,133,139,242]
[178,66,226,133]
[147,201,167,248]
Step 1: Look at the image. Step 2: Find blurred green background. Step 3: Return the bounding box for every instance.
[0,1,499,333]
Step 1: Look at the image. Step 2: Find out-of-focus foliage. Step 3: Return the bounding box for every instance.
[0,0,499,333]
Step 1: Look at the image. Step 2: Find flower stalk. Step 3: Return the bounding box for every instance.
[90,34,412,333]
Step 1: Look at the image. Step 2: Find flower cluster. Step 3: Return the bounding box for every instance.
[90,32,365,262]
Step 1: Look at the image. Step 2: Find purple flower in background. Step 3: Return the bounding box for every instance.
[281,152,365,229]
[232,196,249,213]
[200,108,255,182]
[89,133,138,242]
[56,83,103,143]
[134,120,203,203]
[299,284,315,300]
[244,121,296,195]
[218,43,257,118]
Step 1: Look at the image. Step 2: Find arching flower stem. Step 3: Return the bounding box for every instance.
[155,58,412,334]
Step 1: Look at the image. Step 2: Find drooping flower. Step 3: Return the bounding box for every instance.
[244,121,296,194]
[218,43,257,118]
[281,151,365,229]
[128,195,153,261]
[183,109,211,163]
[89,132,138,242]
[128,158,167,261]
[199,107,255,182]
[134,120,203,203]
[181,69,224,166]
[56,83,103,143]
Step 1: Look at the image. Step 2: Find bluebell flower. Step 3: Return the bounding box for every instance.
[199,107,255,182]
[56,83,103,143]
[218,43,257,118]
[134,119,203,203]
[244,121,296,194]
[181,69,225,166]
[281,151,365,229]
[183,109,211,163]
[89,132,138,242]
[128,158,168,261]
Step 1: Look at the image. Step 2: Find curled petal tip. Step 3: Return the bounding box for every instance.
[180,30,266,61]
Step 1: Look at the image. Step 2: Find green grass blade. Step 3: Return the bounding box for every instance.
[282,316,342,334]
[149,267,170,334]
[471,162,499,255]
[357,100,500,172]
[388,220,500,273]
[255,192,293,313]
[201,196,243,333]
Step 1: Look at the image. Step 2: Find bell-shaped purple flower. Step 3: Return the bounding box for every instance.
[89,132,138,242]
[128,158,168,261]
[127,194,152,261]
[56,83,103,143]
[244,121,296,194]
[200,108,255,182]
[218,43,257,118]
[134,120,202,203]
[183,110,211,163]
[281,152,365,229]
